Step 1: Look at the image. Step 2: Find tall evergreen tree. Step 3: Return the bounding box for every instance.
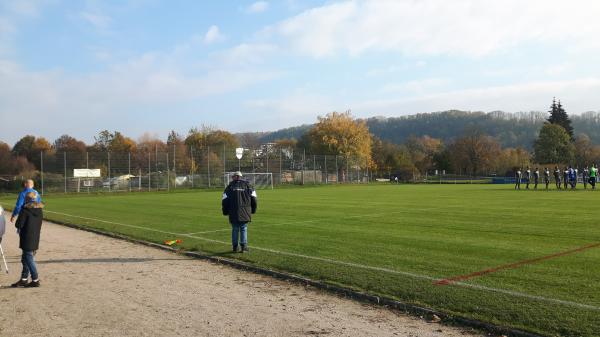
[547,97,574,139]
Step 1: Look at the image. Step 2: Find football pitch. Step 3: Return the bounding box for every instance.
[2,184,599,336]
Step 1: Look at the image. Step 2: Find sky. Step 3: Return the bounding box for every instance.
[1,0,600,145]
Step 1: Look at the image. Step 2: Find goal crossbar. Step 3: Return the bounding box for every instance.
[223,172,273,189]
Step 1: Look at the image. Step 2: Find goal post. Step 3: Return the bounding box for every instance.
[224,172,274,190]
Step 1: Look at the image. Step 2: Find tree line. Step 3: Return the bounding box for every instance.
[260,109,600,150]
[1,99,599,180]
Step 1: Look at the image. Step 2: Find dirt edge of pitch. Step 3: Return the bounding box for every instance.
[50,219,543,337]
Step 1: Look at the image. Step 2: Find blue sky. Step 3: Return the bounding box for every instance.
[1,0,600,144]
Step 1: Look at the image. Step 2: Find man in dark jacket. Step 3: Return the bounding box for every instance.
[222,172,257,253]
[11,192,43,288]
[554,166,561,189]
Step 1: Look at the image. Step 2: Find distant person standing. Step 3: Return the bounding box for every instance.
[11,192,44,288]
[583,166,589,189]
[222,171,257,253]
[573,167,579,189]
[10,179,41,224]
[525,166,532,189]
[568,166,576,189]
[590,164,598,190]
[544,167,550,190]
[533,167,540,190]
[514,168,522,190]
[563,167,569,190]
[554,166,561,189]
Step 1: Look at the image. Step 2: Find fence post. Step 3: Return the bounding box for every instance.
[208,146,211,189]
[128,152,131,192]
[324,155,328,184]
[190,145,194,188]
[40,151,44,196]
[223,144,226,188]
[166,152,170,192]
[63,152,67,193]
[335,155,339,184]
[279,148,283,185]
[173,143,176,189]
[346,156,349,183]
[266,149,270,175]
[86,151,89,193]
[313,155,316,184]
[148,153,151,191]
[108,152,112,192]
[302,149,305,185]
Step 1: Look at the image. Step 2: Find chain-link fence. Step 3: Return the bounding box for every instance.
[0,147,380,194]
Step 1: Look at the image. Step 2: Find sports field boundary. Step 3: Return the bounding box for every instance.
[44,217,544,337]
[42,210,600,312]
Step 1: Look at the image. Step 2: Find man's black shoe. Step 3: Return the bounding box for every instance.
[241,245,249,253]
[25,280,40,288]
[10,279,28,288]
[232,245,239,253]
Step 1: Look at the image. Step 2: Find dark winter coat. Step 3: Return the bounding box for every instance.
[15,205,43,251]
[222,179,257,224]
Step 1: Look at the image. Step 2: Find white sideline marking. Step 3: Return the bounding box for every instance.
[45,211,189,236]
[45,210,600,312]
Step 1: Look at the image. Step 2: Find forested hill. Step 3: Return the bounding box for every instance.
[258,110,600,149]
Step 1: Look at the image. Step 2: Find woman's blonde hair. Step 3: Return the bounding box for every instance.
[25,192,44,208]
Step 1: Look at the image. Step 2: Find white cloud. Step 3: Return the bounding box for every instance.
[0,0,51,56]
[543,63,572,76]
[271,0,600,58]
[203,25,224,44]
[0,43,282,143]
[213,43,278,65]
[80,11,112,30]
[247,1,269,14]
[244,91,336,130]
[3,0,43,17]
[380,78,450,94]
[366,61,427,77]
[355,78,600,115]
[239,78,600,132]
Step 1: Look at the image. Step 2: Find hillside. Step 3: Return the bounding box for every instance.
[257,110,600,149]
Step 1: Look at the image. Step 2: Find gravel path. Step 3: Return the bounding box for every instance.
[0,217,482,337]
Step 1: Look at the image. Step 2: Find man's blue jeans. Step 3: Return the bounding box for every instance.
[21,250,38,280]
[231,223,248,247]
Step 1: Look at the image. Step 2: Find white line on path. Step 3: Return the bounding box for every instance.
[45,210,600,312]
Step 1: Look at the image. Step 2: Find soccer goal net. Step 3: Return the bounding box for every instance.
[224,172,273,190]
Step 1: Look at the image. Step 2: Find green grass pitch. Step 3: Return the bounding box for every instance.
[2,184,599,336]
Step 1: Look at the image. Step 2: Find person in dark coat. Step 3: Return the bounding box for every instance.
[554,166,562,189]
[544,167,550,190]
[11,192,43,288]
[222,171,257,253]
[582,166,589,189]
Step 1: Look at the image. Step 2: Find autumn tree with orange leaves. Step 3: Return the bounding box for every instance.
[305,111,373,166]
